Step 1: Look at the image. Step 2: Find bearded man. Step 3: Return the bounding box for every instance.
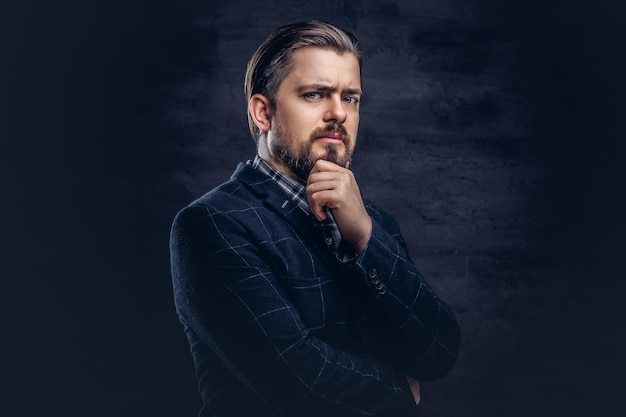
[170,21,461,417]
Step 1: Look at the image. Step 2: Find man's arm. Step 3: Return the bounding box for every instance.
[354,204,461,380]
[170,204,420,416]
[306,160,461,381]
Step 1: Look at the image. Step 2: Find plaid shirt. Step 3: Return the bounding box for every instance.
[249,155,357,261]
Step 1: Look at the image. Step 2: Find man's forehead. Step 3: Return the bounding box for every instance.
[287,47,361,89]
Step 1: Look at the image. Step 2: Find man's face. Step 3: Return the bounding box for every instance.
[266,47,362,181]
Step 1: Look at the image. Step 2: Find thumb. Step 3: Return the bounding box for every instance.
[310,202,327,221]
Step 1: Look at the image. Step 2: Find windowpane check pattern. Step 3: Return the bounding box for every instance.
[170,160,461,416]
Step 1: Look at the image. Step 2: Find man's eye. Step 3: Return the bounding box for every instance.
[304,92,322,100]
[344,96,359,105]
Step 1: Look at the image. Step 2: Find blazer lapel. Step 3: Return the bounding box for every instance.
[231,162,319,247]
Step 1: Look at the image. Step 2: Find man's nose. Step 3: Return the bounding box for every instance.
[323,96,347,124]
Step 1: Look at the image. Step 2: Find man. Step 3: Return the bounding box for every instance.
[170,21,461,417]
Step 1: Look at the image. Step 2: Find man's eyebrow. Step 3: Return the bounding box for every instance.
[296,84,363,96]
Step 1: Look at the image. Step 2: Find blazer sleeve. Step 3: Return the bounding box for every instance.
[351,202,462,381]
[170,204,420,416]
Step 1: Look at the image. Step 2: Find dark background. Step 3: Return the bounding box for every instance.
[5,0,625,416]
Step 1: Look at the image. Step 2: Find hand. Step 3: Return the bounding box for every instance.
[306,160,372,252]
[406,376,421,405]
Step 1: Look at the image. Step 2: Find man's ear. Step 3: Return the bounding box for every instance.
[249,94,273,133]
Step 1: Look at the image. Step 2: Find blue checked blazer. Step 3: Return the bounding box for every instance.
[170,162,461,417]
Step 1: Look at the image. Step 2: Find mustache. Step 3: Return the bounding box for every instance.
[309,123,350,143]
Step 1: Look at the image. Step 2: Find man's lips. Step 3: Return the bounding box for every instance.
[315,133,345,145]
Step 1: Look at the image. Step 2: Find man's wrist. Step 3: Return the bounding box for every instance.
[352,217,372,253]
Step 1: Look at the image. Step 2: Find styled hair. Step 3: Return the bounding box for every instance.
[244,21,361,140]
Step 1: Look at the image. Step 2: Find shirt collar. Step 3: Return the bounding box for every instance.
[248,155,310,214]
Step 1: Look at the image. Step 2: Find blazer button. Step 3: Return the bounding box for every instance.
[368,269,377,279]
[325,237,334,246]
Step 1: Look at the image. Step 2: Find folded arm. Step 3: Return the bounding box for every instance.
[306,160,461,381]
[349,203,462,381]
[170,204,420,416]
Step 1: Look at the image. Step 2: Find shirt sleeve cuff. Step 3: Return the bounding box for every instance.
[335,238,360,264]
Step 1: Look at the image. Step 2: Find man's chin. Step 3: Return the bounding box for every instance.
[281,144,352,180]
[312,144,350,167]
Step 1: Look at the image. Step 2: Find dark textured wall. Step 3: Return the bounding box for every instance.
[6,1,625,416]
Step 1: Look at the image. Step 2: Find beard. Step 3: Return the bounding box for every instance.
[270,120,354,181]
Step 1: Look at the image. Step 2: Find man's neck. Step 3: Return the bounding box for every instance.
[257,139,305,184]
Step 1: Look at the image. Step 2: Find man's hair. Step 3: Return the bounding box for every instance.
[244,21,361,141]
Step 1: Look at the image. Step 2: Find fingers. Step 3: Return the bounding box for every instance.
[309,198,327,221]
[306,176,327,221]
[309,159,348,175]
[406,376,421,405]
[307,175,351,220]
[308,189,339,212]
[306,161,354,220]
[307,180,346,196]
[307,164,354,191]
